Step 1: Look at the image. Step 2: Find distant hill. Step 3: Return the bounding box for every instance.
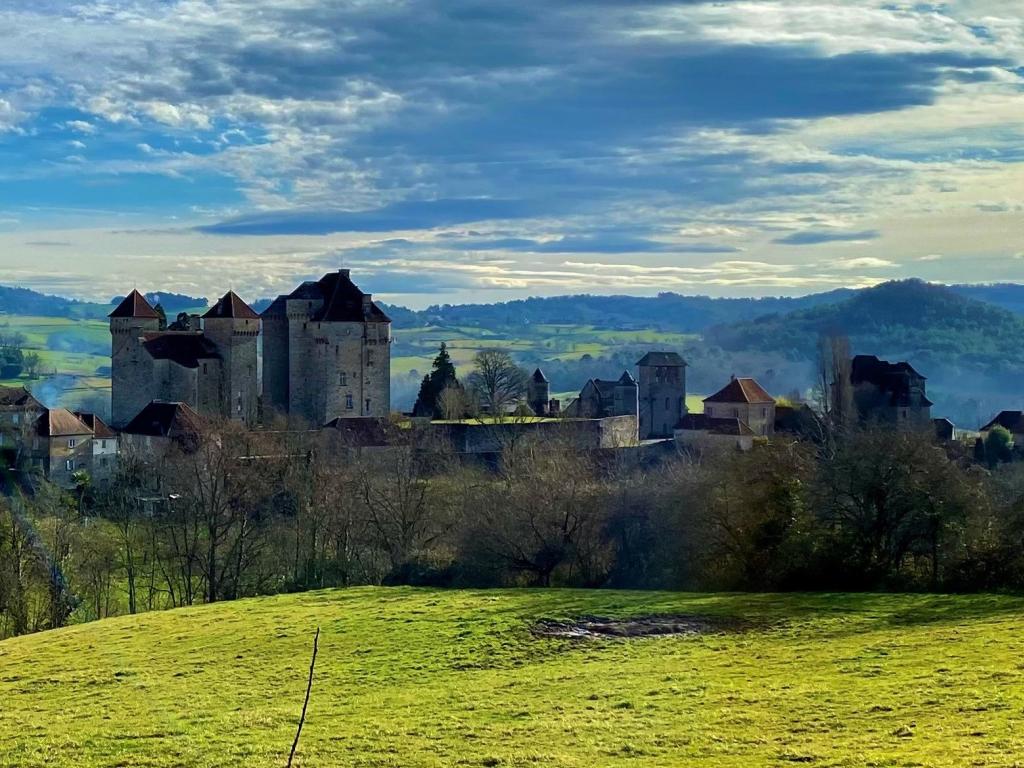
[706,279,1024,364]
[0,285,107,319]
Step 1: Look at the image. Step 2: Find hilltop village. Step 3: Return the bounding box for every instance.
[0,269,990,490]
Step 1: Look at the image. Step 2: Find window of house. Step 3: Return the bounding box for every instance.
[365,398,371,413]
[665,397,670,410]
[762,408,767,418]
[68,438,76,448]
[12,413,19,424]
[203,363,208,375]
[732,408,739,418]
[367,350,374,366]
[65,459,74,471]
[340,372,347,387]
[346,394,354,410]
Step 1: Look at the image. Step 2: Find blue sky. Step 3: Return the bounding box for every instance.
[0,1,1022,307]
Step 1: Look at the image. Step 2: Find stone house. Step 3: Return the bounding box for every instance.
[702,377,776,436]
[262,270,392,426]
[527,368,554,416]
[979,411,1024,445]
[0,385,45,465]
[637,352,687,440]
[109,289,259,428]
[849,355,932,425]
[564,371,638,421]
[75,412,119,486]
[32,408,94,488]
[121,401,204,457]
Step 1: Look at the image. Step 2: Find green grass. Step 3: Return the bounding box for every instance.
[2,588,1024,767]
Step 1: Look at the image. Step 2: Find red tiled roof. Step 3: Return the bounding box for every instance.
[75,412,117,439]
[36,408,92,437]
[704,377,775,405]
[109,289,160,319]
[203,290,260,320]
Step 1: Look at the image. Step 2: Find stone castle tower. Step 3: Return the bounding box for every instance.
[109,290,162,428]
[636,352,687,439]
[109,289,260,428]
[527,368,551,416]
[261,270,391,426]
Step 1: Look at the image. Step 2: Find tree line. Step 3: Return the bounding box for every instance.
[5,408,1024,638]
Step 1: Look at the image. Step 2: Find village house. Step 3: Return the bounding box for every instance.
[675,376,775,451]
[120,401,204,457]
[0,385,45,463]
[850,354,932,425]
[31,408,94,488]
[564,371,638,421]
[979,411,1024,445]
[75,412,119,486]
[636,352,687,439]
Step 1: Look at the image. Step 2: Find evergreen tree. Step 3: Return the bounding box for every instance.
[413,343,461,418]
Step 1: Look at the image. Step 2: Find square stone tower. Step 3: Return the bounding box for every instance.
[261,270,391,426]
[109,290,162,428]
[201,291,260,426]
[636,351,687,440]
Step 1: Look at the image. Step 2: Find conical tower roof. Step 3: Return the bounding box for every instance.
[109,289,159,319]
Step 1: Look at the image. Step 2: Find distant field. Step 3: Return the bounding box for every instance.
[2,588,1023,767]
[0,314,111,409]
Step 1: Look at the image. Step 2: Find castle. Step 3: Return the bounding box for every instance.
[109,270,392,428]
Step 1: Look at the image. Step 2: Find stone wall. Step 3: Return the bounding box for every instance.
[110,316,160,427]
[638,363,686,440]
[439,415,639,454]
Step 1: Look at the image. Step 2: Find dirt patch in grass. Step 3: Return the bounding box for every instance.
[532,614,755,640]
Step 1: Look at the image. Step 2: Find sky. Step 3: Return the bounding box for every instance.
[0,0,1022,308]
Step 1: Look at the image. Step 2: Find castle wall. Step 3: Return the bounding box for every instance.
[261,314,289,416]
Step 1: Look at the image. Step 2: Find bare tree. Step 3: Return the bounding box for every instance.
[466,349,527,419]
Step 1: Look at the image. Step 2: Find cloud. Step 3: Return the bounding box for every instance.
[774,229,882,245]
[831,257,897,270]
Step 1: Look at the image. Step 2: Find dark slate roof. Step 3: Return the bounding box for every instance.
[531,368,549,383]
[0,385,44,409]
[704,377,775,404]
[109,289,160,319]
[637,351,686,367]
[36,408,92,437]
[259,271,390,323]
[618,370,637,385]
[75,412,116,439]
[323,417,391,446]
[261,295,288,317]
[123,401,203,441]
[851,355,932,407]
[980,411,1024,432]
[676,413,755,436]
[203,290,259,320]
[143,332,221,368]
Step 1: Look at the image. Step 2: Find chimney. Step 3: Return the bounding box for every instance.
[362,294,373,313]
[339,268,350,279]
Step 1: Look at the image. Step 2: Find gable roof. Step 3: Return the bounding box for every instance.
[75,412,116,439]
[109,289,160,319]
[980,411,1024,433]
[704,377,775,405]
[531,368,549,384]
[637,351,686,367]
[36,408,92,437]
[203,290,259,320]
[122,401,203,441]
[142,332,221,368]
[0,385,44,409]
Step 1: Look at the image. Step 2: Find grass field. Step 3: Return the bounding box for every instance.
[2,588,1024,767]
